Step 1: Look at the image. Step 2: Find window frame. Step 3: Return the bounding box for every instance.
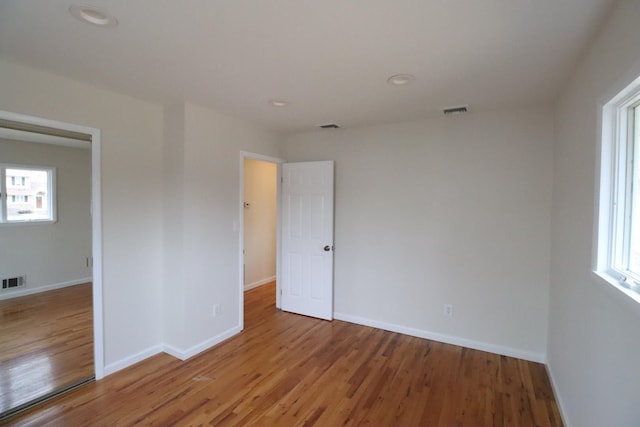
[0,163,57,225]
[596,75,640,304]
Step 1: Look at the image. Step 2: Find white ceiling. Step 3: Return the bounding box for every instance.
[0,0,614,134]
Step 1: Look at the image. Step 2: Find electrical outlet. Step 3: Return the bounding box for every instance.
[443,304,453,317]
[212,304,221,318]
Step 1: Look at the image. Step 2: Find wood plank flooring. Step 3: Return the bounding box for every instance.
[6,282,563,426]
[0,284,93,415]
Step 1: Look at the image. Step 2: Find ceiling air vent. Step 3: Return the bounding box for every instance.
[317,123,341,129]
[442,105,470,115]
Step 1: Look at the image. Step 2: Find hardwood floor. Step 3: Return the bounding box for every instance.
[7,282,562,426]
[0,283,93,415]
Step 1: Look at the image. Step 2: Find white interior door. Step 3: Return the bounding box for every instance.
[281,161,334,320]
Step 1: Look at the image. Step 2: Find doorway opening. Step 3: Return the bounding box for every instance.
[0,110,103,420]
[239,152,283,329]
[239,155,336,327]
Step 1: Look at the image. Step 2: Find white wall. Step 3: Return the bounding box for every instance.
[284,106,554,360]
[549,1,640,426]
[243,158,277,289]
[162,102,282,358]
[0,58,164,368]
[0,57,283,370]
[162,104,187,351]
[0,139,91,298]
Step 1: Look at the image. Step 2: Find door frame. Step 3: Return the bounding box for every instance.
[0,110,104,379]
[238,151,285,329]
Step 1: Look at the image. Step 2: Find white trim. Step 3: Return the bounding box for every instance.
[91,124,104,379]
[593,270,640,306]
[240,151,285,164]
[0,110,104,380]
[104,325,242,376]
[103,344,164,376]
[333,312,546,363]
[162,325,242,361]
[244,275,276,291]
[0,277,91,300]
[276,162,282,310]
[594,72,640,308]
[238,151,285,332]
[545,363,572,427]
[591,271,640,318]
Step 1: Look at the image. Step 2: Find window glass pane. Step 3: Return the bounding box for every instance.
[5,168,51,221]
[628,106,640,275]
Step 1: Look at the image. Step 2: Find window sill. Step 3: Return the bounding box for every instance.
[592,270,640,307]
[0,220,57,227]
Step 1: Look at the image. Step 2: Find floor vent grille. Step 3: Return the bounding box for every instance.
[2,275,26,290]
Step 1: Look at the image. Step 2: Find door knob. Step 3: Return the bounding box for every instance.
[323,245,332,252]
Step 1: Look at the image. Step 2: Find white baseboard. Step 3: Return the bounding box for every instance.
[545,362,571,427]
[102,326,242,378]
[333,312,546,363]
[0,277,92,300]
[162,325,242,361]
[104,344,164,376]
[244,275,276,291]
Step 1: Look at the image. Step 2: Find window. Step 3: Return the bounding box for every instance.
[597,75,640,302]
[8,175,27,186]
[0,164,56,224]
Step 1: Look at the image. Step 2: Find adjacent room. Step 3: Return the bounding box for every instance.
[0,1,638,426]
[0,133,94,415]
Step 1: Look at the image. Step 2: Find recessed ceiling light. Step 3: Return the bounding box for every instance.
[268,99,290,107]
[387,74,416,86]
[69,5,118,28]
